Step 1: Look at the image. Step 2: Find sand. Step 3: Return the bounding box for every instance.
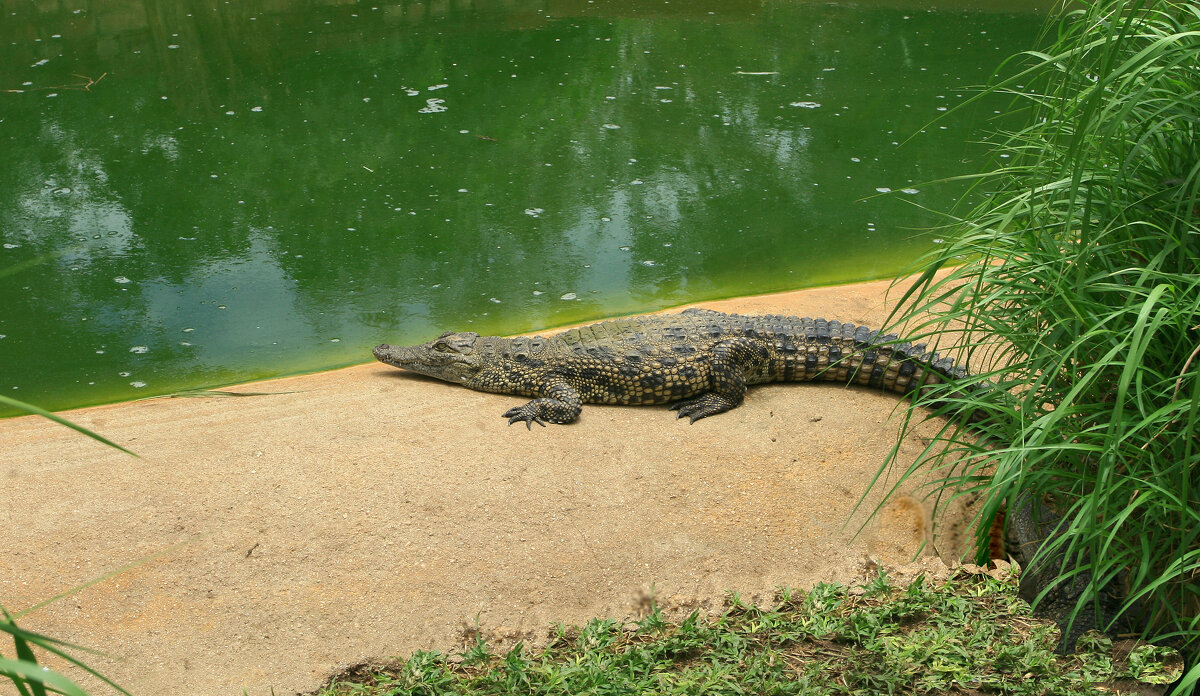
[0,274,980,696]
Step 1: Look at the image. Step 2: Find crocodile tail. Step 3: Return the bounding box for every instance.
[808,323,968,398]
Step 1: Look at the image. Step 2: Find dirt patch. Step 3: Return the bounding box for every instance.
[0,275,985,696]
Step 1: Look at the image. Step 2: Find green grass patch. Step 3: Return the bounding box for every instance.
[316,569,1181,696]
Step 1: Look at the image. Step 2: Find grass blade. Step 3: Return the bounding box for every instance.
[0,395,136,457]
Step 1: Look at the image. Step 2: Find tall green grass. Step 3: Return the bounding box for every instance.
[877,0,1199,690]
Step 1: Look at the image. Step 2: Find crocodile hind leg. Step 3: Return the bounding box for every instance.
[502,377,583,428]
[670,338,769,423]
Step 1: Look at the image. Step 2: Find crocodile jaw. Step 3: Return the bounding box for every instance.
[373,333,482,385]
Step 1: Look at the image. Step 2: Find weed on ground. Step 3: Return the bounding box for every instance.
[315,567,1182,696]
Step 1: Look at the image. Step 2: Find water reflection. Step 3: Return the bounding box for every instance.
[0,0,1043,413]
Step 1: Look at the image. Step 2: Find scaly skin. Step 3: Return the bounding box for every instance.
[372,308,967,428]
[1005,492,1140,652]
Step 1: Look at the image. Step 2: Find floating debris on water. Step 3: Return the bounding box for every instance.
[789,101,821,108]
[418,98,447,113]
[560,292,577,300]
[602,123,621,129]
[524,207,544,217]
[114,276,132,284]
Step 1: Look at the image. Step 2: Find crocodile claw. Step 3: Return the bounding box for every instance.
[503,406,547,429]
[669,400,707,424]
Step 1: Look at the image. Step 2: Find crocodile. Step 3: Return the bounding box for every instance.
[371,307,968,427]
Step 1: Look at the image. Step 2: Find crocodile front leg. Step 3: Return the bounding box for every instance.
[670,338,769,423]
[502,377,583,428]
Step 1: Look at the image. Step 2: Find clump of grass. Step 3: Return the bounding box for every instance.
[317,568,1181,696]
[874,0,1199,689]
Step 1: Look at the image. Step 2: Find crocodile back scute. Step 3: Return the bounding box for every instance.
[544,310,965,396]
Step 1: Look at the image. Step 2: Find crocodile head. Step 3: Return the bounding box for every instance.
[373,331,483,384]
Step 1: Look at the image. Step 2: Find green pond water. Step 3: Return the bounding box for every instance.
[0,0,1044,415]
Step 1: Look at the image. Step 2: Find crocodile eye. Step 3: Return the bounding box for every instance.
[433,341,450,352]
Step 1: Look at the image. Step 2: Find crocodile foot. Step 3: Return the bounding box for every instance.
[502,394,583,428]
[670,394,739,423]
